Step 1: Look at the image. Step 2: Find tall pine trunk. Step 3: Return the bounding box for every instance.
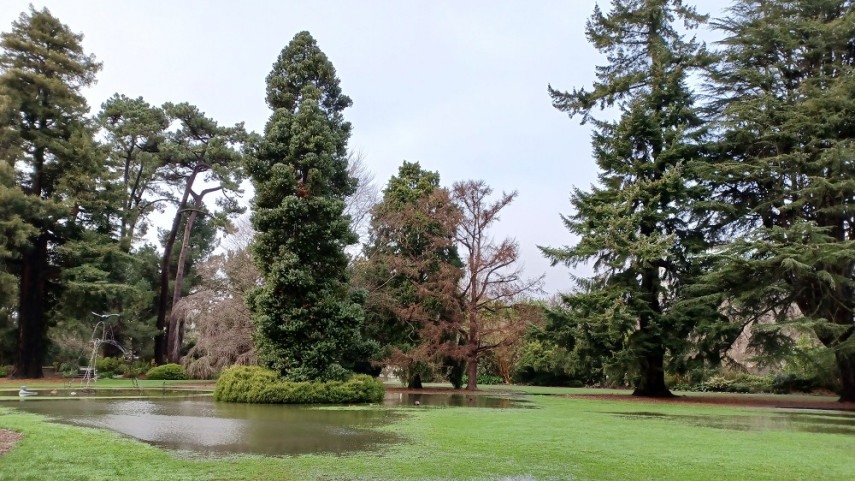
[167,208,198,363]
[154,220,178,365]
[155,171,197,364]
[11,234,49,379]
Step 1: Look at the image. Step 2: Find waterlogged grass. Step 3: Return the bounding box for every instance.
[1,394,854,480]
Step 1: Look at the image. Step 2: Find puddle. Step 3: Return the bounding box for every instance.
[613,410,855,435]
[0,391,525,456]
[385,392,522,408]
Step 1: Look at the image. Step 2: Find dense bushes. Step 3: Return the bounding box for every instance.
[668,371,835,394]
[214,366,385,404]
[146,363,188,380]
[511,340,590,387]
[462,374,505,385]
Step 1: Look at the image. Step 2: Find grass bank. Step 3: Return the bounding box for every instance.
[1,393,853,480]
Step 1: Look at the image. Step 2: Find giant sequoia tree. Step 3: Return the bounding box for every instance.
[0,8,103,378]
[543,0,710,396]
[702,0,855,402]
[248,32,371,382]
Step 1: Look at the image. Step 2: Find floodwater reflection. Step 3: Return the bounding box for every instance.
[613,410,855,435]
[1,391,524,456]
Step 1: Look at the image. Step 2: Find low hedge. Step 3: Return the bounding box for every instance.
[214,366,385,404]
[145,363,188,380]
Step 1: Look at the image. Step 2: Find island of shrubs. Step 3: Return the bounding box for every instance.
[213,366,385,404]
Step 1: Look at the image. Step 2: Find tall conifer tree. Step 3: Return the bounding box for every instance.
[0,8,103,378]
[542,0,710,396]
[360,161,463,388]
[703,0,855,402]
[248,32,370,381]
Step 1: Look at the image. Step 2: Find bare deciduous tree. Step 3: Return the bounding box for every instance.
[344,151,379,248]
[452,180,543,390]
[180,219,259,378]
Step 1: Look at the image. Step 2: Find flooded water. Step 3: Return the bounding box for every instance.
[0,391,524,456]
[0,388,202,398]
[613,410,855,435]
[385,391,519,408]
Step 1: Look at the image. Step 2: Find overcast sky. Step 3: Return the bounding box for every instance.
[1,0,731,296]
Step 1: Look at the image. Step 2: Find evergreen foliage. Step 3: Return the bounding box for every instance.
[699,0,855,402]
[248,32,372,382]
[213,365,385,404]
[145,363,188,380]
[98,94,169,253]
[0,7,105,377]
[543,0,712,396]
[359,161,463,388]
[156,102,247,364]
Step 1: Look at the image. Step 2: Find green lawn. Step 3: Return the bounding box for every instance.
[1,393,853,480]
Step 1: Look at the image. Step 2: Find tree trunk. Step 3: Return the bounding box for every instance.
[154,225,177,365]
[466,353,478,391]
[632,349,673,398]
[465,308,479,391]
[836,350,855,403]
[11,234,48,379]
[632,263,672,398]
[167,208,198,363]
[155,171,198,364]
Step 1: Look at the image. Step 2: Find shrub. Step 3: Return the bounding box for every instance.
[771,373,818,394]
[96,356,121,373]
[58,362,79,379]
[0,365,9,377]
[214,365,385,404]
[146,363,188,380]
[95,357,123,379]
[462,374,505,385]
[669,371,775,393]
[122,360,149,378]
[703,375,733,392]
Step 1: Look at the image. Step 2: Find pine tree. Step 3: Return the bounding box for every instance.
[702,0,855,402]
[0,160,36,365]
[248,32,371,381]
[98,94,170,253]
[542,0,710,396]
[0,7,103,378]
[156,102,246,364]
